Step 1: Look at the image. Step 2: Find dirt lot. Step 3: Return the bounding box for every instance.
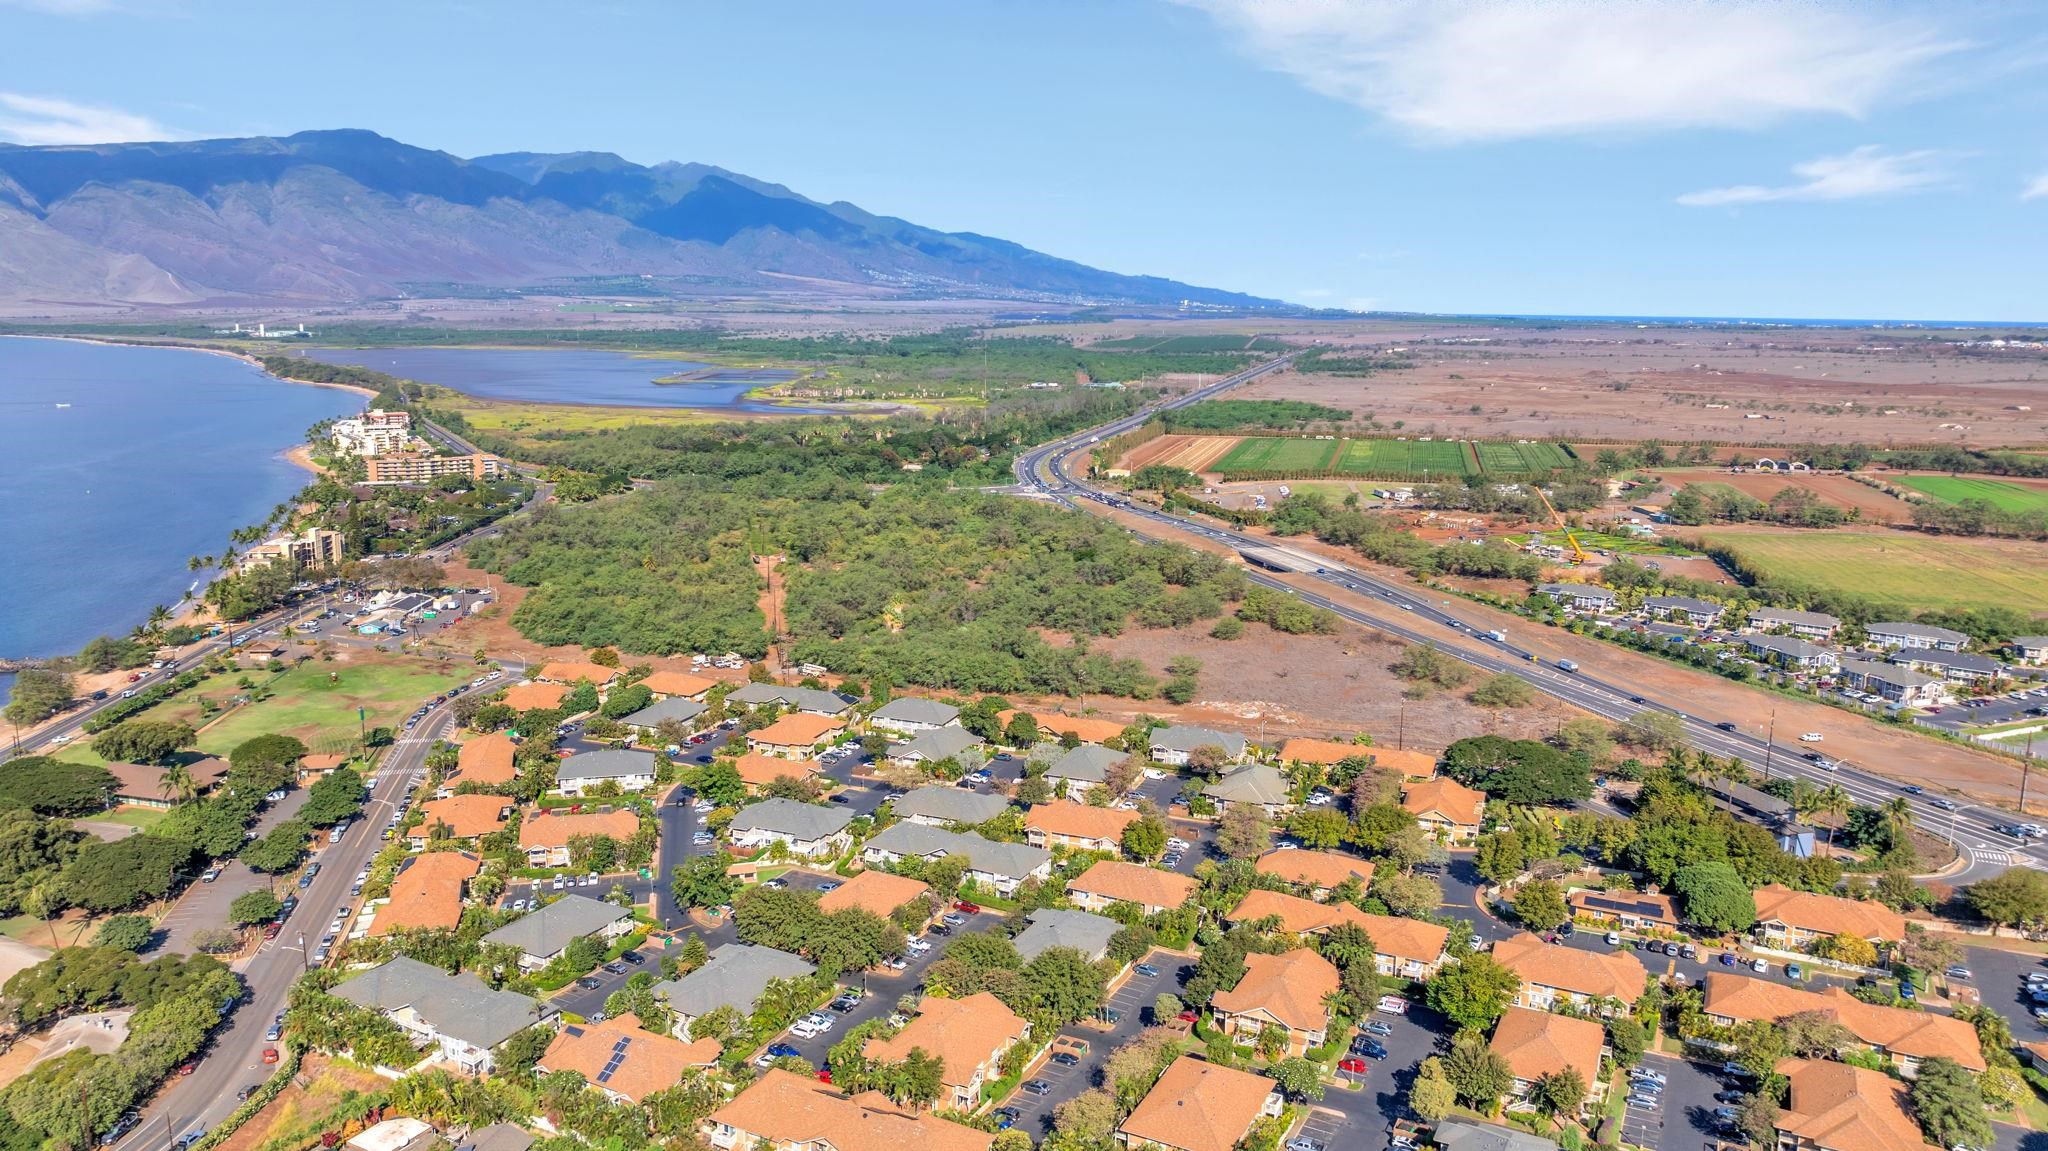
[1230,323,2048,449]
[1644,468,1919,523]
[1120,433,1240,473]
[212,1054,387,1151]
[1075,621,1585,751]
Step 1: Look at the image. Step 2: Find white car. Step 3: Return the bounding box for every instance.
[905,938,933,954]
[789,1020,824,1039]
[1798,732,1823,743]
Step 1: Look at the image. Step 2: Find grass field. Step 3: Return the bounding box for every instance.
[1216,437,1340,472]
[1894,475,2048,514]
[59,657,470,764]
[1337,439,1476,478]
[1703,530,2048,615]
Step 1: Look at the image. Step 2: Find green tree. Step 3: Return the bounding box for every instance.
[671,854,740,911]
[1968,869,2048,932]
[1513,879,1569,932]
[1908,1056,1993,1151]
[1017,946,1107,1024]
[1674,861,1758,933]
[89,720,197,765]
[1286,808,1349,851]
[93,914,154,952]
[1270,1056,1325,1102]
[298,767,365,827]
[2,667,74,729]
[1442,1031,1515,1111]
[1215,804,1272,859]
[1535,1066,1586,1118]
[229,733,309,773]
[229,889,282,926]
[241,820,311,873]
[892,1047,945,1110]
[0,757,116,816]
[1474,831,1527,884]
[1619,710,1686,751]
[1122,816,1168,861]
[1426,954,1520,1031]
[1469,675,1535,709]
[1410,1059,1457,1121]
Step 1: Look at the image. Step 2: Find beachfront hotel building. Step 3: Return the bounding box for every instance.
[235,527,346,572]
[331,409,414,456]
[364,452,505,485]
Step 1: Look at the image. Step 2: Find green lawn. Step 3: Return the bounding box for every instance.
[190,658,473,756]
[1894,475,2048,514]
[1215,437,1340,472]
[85,808,168,830]
[1336,438,1476,478]
[1703,529,2048,615]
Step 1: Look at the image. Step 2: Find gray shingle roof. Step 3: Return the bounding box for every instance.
[1745,635,1835,662]
[729,798,853,840]
[1839,656,1939,688]
[333,956,552,1050]
[726,683,857,715]
[892,727,984,762]
[1645,595,1723,615]
[1867,621,1969,644]
[865,823,1050,881]
[1153,724,1247,758]
[1538,583,1616,602]
[618,697,706,728]
[1046,745,1121,782]
[1895,649,2003,675]
[870,698,960,727]
[480,893,631,961]
[1203,763,1292,806]
[652,944,815,1021]
[890,785,1009,826]
[459,1125,534,1151]
[2013,636,2048,649]
[1012,909,1120,962]
[1748,607,1841,629]
[1435,1120,1560,1151]
[556,748,658,782]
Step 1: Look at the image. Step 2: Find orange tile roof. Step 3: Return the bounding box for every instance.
[1066,860,1198,909]
[1025,802,1139,843]
[998,710,1126,745]
[518,808,639,851]
[1119,1056,1276,1151]
[1276,738,1371,765]
[707,1069,994,1151]
[1212,949,1338,1034]
[1489,1006,1605,1084]
[372,851,478,936]
[749,713,846,748]
[819,870,931,918]
[541,1015,717,1102]
[640,670,717,698]
[1402,775,1487,825]
[501,681,570,711]
[1776,1058,1942,1151]
[1752,885,1907,943]
[865,992,1029,1092]
[733,752,823,788]
[105,759,229,804]
[1369,747,1441,779]
[1224,892,1449,963]
[453,732,517,786]
[300,753,349,774]
[1493,932,1647,1004]
[537,660,620,686]
[1702,973,1983,1070]
[415,793,511,840]
[1255,849,1375,890]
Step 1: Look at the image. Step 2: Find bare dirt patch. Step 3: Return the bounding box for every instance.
[1070,620,1586,752]
[1120,434,1240,473]
[213,1054,388,1151]
[1650,468,1917,523]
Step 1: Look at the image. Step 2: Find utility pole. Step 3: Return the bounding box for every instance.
[2023,732,2036,816]
[1397,698,1408,750]
[1762,709,1776,780]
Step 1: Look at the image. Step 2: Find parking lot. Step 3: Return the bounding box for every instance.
[1001,948,1191,1138]
[1635,1052,1740,1151]
[149,788,310,956]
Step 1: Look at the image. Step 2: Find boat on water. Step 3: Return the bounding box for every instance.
[54,402,70,408]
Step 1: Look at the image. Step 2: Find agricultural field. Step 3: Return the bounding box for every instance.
[1119,433,1240,473]
[1701,528,2048,615]
[1088,335,1292,353]
[1215,437,1342,473]
[1335,438,1476,478]
[1655,468,1916,524]
[1894,475,2048,514]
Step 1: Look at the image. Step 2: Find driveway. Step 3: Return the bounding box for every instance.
[1001,948,1191,1139]
[1322,997,1443,1147]
[1638,1052,1739,1151]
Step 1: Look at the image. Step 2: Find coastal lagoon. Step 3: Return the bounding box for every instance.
[299,347,805,410]
[0,338,361,702]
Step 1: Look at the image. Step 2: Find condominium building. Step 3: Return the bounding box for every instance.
[235,528,345,572]
[331,409,414,456]
[363,452,504,485]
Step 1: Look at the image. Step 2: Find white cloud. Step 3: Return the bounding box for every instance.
[1677,146,1951,206]
[0,93,171,145]
[2025,173,2048,201]
[0,0,122,13]
[1177,0,1960,142]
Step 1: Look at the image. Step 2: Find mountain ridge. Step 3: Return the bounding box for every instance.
[0,129,1282,310]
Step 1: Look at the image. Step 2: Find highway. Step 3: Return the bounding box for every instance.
[1011,354,2039,883]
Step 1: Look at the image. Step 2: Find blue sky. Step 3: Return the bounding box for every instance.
[2,0,2044,320]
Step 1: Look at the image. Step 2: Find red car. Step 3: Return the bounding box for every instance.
[263,923,282,940]
[1338,1057,1369,1075]
[176,1063,197,1077]
[1177,1010,1199,1024]
[953,901,982,915]
[815,1068,833,1084]
[262,1047,280,1064]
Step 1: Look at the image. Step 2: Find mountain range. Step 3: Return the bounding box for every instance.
[0,129,1277,311]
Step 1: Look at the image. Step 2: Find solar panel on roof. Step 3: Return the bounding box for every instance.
[596,1069,614,1083]
[612,1038,631,1053]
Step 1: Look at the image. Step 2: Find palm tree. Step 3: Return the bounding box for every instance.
[145,604,173,639]
[1817,784,1851,856]
[1883,797,1915,834]
[162,763,196,805]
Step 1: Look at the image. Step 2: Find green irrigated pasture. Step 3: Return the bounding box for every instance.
[1703,529,2048,615]
[1336,438,1476,478]
[1215,437,1340,472]
[1894,475,2048,514]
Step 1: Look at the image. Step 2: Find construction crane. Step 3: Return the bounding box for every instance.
[1534,486,1588,565]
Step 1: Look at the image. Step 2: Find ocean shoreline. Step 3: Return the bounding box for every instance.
[0,337,362,715]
